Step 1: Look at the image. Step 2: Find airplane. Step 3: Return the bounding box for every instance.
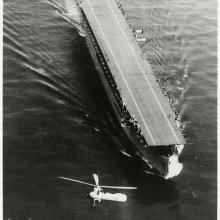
[59,174,137,206]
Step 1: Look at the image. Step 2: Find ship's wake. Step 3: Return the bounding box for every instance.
[52,0,85,37]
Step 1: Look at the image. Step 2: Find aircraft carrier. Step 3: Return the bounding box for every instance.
[77,0,185,179]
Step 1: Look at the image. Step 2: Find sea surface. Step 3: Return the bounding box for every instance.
[3,0,217,219]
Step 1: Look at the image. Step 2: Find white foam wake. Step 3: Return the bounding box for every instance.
[165,154,183,179]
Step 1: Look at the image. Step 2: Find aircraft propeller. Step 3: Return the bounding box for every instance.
[59,174,137,190]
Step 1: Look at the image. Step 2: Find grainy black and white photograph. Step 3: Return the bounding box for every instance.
[3,0,217,219]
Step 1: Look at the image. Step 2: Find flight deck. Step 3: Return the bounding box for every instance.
[81,0,185,146]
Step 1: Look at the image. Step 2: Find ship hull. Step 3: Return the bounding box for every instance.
[82,14,183,179]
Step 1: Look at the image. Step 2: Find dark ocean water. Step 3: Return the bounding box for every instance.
[3,0,217,219]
